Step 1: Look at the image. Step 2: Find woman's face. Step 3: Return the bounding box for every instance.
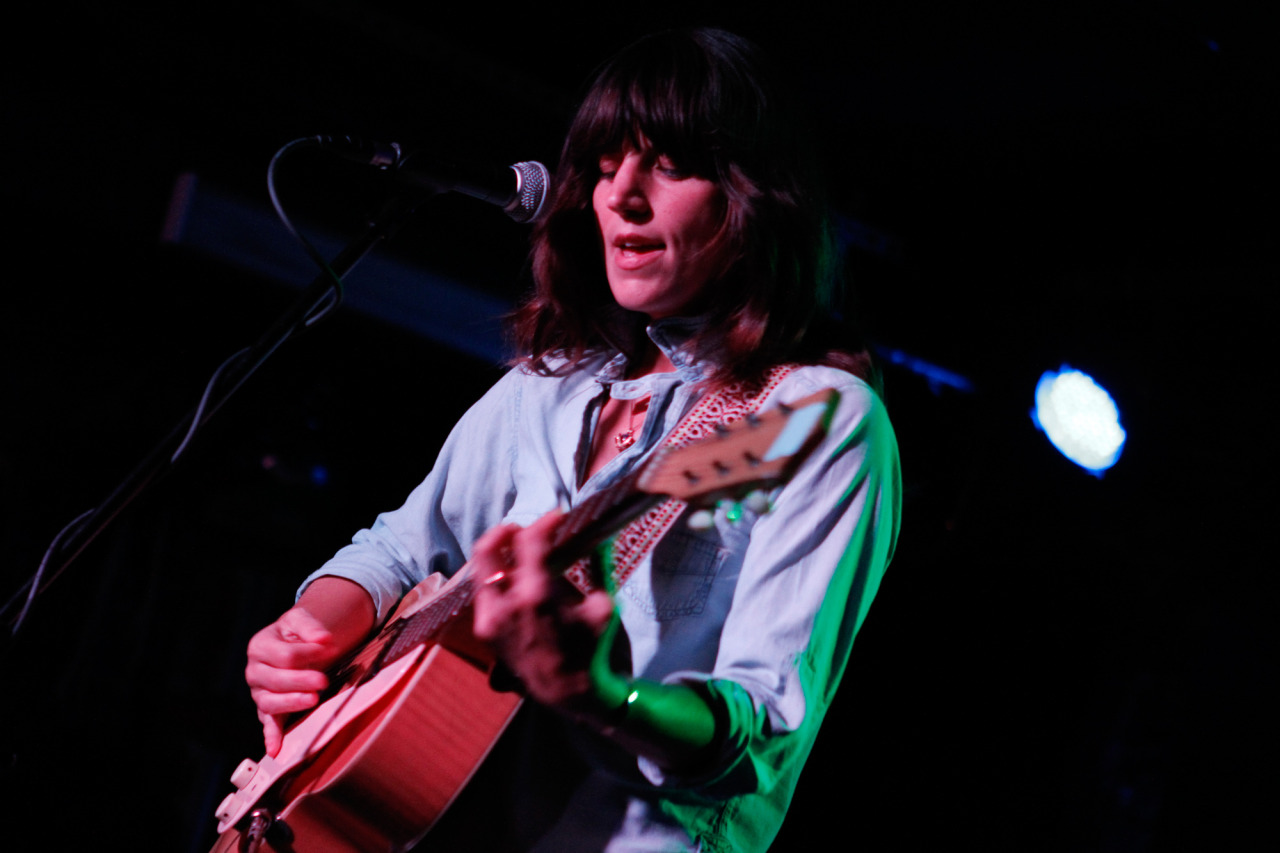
[592,140,725,319]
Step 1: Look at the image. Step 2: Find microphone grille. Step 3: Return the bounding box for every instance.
[509,161,550,223]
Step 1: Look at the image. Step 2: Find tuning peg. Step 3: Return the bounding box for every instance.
[743,489,770,513]
[687,509,715,531]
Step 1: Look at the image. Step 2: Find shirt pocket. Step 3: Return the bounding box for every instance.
[621,528,729,621]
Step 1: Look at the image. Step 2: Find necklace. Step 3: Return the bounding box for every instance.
[613,395,650,451]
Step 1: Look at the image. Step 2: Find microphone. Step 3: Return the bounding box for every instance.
[311,135,550,223]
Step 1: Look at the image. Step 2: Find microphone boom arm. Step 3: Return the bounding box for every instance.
[4,191,423,636]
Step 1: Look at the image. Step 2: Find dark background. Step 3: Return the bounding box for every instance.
[2,2,1272,850]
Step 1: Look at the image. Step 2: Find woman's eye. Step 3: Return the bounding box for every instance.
[597,158,620,180]
[656,158,688,178]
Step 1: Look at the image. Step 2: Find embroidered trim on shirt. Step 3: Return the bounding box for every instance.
[564,364,796,595]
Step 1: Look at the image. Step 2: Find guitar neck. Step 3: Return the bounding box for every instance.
[544,468,661,569]
[376,468,658,667]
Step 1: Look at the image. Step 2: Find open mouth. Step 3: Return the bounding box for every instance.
[616,238,664,253]
[613,240,665,270]
[613,235,666,265]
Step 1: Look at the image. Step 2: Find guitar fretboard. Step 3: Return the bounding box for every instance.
[381,574,478,664]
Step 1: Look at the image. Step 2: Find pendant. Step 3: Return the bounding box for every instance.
[614,429,636,451]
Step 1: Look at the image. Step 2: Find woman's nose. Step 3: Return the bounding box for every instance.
[607,155,650,218]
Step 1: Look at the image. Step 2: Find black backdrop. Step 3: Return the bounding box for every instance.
[2,3,1272,851]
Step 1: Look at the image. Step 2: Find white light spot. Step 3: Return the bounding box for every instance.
[1032,367,1126,475]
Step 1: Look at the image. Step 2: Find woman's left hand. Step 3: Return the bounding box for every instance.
[471,511,621,713]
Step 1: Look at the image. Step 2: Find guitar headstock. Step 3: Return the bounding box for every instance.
[637,388,839,506]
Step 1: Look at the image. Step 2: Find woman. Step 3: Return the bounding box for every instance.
[245,28,899,852]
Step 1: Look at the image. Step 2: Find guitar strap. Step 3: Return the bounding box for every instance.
[564,363,797,595]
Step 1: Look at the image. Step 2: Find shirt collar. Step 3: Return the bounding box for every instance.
[595,314,711,387]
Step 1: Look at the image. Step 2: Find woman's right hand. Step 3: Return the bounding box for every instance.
[244,577,376,757]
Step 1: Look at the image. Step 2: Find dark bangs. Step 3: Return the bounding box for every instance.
[564,29,765,181]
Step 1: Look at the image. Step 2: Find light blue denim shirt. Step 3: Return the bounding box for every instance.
[301,319,901,852]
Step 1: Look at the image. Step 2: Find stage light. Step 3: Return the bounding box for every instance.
[1032,366,1126,476]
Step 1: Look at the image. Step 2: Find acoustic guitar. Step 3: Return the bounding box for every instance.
[210,388,838,853]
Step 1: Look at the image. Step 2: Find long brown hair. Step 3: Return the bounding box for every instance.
[510,28,873,386]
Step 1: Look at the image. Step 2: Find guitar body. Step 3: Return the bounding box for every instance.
[212,573,522,853]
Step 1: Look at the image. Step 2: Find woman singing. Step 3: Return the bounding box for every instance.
[242,27,900,852]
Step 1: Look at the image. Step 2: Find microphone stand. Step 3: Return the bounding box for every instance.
[3,190,425,639]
